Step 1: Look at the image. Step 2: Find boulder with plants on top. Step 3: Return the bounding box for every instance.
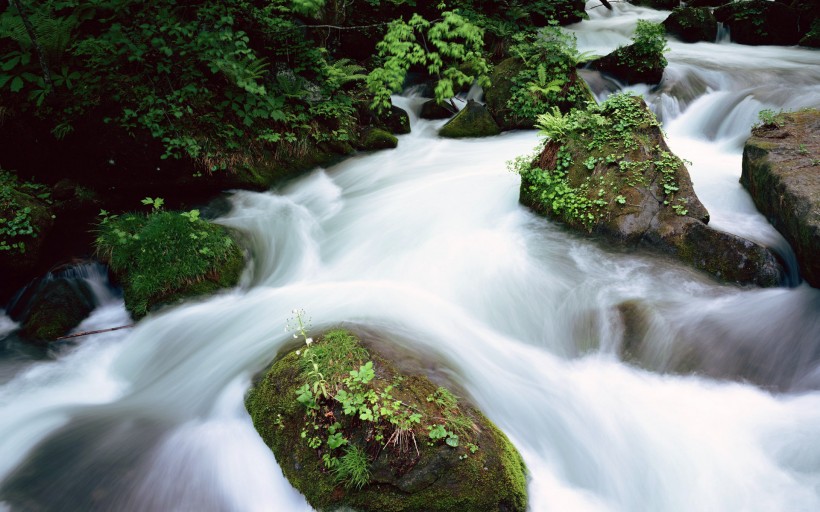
[246,324,528,512]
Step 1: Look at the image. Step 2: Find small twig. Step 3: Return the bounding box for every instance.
[56,324,134,340]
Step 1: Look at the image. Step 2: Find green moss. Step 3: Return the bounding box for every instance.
[20,278,96,342]
[95,210,244,318]
[246,329,528,512]
[360,128,398,150]
[439,101,500,139]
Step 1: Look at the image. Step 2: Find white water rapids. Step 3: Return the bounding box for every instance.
[1,3,820,511]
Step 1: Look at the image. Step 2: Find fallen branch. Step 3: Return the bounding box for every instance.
[56,324,134,340]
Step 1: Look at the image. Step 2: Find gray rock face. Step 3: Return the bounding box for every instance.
[741,109,820,287]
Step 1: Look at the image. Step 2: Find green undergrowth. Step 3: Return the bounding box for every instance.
[245,319,527,511]
[94,200,243,318]
[512,93,690,229]
[0,169,53,254]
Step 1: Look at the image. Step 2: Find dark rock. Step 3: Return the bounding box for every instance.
[800,18,820,47]
[384,105,411,135]
[359,127,398,150]
[714,0,801,45]
[420,100,456,120]
[663,7,718,43]
[741,109,820,287]
[518,95,783,286]
[589,44,666,86]
[630,0,679,10]
[245,329,528,512]
[439,101,501,138]
[687,0,726,7]
[18,277,96,343]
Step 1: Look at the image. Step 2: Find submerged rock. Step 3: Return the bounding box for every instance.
[439,100,501,138]
[663,6,718,43]
[741,109,820,287]
[246,329,528,512]
[15,277,96,343]
[517,94,783,286]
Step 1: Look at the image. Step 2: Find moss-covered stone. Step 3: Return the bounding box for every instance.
[517,94,783,287]
[384,106,412,135]
[663,7,718,43]
[245,329,528,512]
[17,277,96,343]
[741,109,820,287]
[484,58,530,130]
[439,100,501,138]
[96,210,245,319]
[359,128,399,150]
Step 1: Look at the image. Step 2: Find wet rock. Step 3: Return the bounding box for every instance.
[483,58,531,130]
[439,100,501,138]
[420,100,455,120]
[384,105,411,135]
[589,43,666,86]
[741,108,820,287]
[246,329,528,512]
[518,94,783,286]
[663,7,718,43]
[17,277,96,343]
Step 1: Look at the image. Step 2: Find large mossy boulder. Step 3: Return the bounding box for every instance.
[663,7,718,43]
[714,1,801,46]
[95,209,244,319]
[741,109,820,288]
[439,101,500,138]
[359,128,399,151]
[590,21,668,86]
[246,329,528,512]
[483,28,595,131]
[16,277,96,343]
[516,94,783,286]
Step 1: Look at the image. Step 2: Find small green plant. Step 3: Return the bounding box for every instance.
[332,445,371,490]
[797,144,809,156]
[755,108,782,128]
[0,170,53,254]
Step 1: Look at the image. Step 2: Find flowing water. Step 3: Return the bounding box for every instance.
[1,3,820,511]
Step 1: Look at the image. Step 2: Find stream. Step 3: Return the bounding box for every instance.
[1,3,820,511]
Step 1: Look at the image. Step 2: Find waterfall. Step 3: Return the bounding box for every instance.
[1,3,819,511]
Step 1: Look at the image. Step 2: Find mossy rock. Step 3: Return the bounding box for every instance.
[359,128,398,151]
[528,0,588,26]
[18,277,96,343]
[663,7,718,43]
[245,329,528,512]
[439,101,501,139]
[741,109,820,287]
[518,94,783,286]
[96,210,245,319]
[714,0,801,46]
[483,58,530,130]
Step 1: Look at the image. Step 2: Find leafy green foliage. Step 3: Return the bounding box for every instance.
[504,27,592,121]
[95,204,243,317]
[286,324,480,490]
[367,11,490,113]
[620,20,669,72]
[0,170,52,254]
